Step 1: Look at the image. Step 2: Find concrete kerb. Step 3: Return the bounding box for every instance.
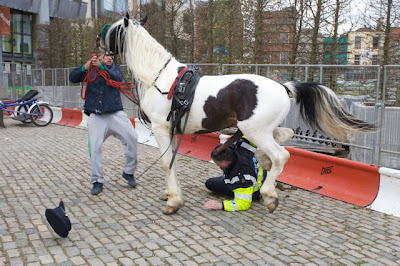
[49,107,400,218]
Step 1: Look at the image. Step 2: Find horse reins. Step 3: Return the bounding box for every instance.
[152,56,172,95]
[80,57,138,104]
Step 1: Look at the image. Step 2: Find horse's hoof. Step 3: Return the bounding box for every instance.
[159,194,168,201]
[162,206,179,215]
[267,198,279,213]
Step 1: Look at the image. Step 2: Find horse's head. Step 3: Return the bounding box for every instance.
[104,13,147,55]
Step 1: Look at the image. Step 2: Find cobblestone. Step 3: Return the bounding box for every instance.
[1,118,400,264]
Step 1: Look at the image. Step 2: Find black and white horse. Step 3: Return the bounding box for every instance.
[105,14,374,214]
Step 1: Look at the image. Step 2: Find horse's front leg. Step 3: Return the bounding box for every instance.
[152,124,183,214]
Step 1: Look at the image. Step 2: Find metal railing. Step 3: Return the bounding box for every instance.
[1,63,399,169]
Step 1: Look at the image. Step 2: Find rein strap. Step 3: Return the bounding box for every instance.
[81,66,138,104]
[152,56,172,94]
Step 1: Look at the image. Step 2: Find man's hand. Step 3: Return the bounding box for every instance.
[91,55,101,68]
[84,55,101,70]
[84,60,91,71]
[203,199,223,210]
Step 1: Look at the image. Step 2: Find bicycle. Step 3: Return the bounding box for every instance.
[0,89,53,128]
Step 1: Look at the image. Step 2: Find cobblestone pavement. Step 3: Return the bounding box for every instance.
[1,118,400,266]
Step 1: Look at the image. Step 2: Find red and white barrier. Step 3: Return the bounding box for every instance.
[50,107,63,123]
[278,147,380,207]
[369,167,400,216]
[49,107,135,129]
[50,108,400,218]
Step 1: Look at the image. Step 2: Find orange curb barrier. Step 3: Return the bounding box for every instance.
[56,108,83,127]
[278,146,380,206]
[2,103,14,115]
[177,133,221,161]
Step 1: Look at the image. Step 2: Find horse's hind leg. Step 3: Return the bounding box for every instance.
[254,127,294,171]
[152,124,183,214]
[255,136,290,213]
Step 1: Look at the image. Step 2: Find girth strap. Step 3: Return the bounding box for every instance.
[168,67,202,169]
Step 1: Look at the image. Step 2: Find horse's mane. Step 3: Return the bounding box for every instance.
[108,19,172,88]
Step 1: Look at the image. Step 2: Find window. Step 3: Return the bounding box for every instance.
[372,55,379,65]
[354,55,360,65]
[355,36,361,48]
[281,33,289,45]
[373,36,379,49]
[182,12,193,35]
[103,0,126,12]
[3,10,33,57]
[281,52,289,64]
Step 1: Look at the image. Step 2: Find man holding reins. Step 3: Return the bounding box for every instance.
[69,25,138,195]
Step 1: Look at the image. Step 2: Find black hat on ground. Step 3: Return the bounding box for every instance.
[45,201,71,238]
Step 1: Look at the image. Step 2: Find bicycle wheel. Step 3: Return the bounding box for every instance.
[31,104,53,126]
[16,105,32,123]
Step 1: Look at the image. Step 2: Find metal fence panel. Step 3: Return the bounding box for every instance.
[2,63,398,169]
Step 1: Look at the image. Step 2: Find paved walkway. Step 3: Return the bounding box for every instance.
[1,118,400,266]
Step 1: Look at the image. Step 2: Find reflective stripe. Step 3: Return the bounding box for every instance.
[224,174,256,185]
[224,176,240,184]
[243,174,257,185]
[230,200,238,211]
[234,193,252,200]
[241,142,257,153]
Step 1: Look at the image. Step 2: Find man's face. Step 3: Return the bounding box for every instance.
[100,52,114,66]
[213,160,231,170]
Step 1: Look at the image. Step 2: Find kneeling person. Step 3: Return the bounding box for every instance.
[203,137,265,211]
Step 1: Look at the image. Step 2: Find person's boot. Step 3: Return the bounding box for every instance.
[122,172,137,187]
[91,182,103,195]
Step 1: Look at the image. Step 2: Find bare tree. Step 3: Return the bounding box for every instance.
[288,0,306,66]
[164,0,186,57]
[36,13,122,69]
[36,18,72,68]
[308,0,324,65]
[253,0,268,64]
[360,0,400,103]
[222,0,243,64]
[207,0,216,62]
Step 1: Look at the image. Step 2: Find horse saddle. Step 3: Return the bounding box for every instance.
[167,67,202,134]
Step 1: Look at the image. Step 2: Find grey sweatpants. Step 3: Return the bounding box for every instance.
[87,111,138,184]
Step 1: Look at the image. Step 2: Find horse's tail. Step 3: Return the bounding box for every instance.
[283,81,375,141]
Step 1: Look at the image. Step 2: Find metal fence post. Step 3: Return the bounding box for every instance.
[42,69,44,88]
[64,68,67,86]
[320,66,323,84]
[11,63,15,100]
[305,66,308,82]
[371,66,381,165]
[377,66,387,166]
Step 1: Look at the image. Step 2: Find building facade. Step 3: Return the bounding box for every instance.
[348,28,383,65]
[324,37,348,65]
[0,0,133,98]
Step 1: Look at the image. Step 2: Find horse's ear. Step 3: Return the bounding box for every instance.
[124,16,129,27]
[125,12,130,20]
[139,15,148,26]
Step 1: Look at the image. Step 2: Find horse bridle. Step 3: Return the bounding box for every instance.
[151,56,172,95]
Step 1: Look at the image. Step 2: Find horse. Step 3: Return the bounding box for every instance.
[104,14,375,215]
